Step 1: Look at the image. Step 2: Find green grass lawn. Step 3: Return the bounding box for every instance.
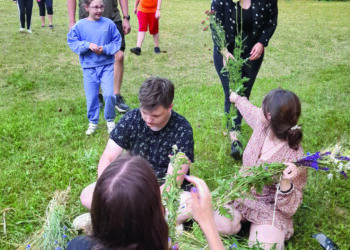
[1,0,349,249]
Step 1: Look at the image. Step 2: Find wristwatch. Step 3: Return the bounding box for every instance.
[123,15,130,21]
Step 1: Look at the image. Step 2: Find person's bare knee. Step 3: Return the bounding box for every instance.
[115,51,124,64]
[214,208,242,235]
[249,224,285,250]
[80,182,96,210]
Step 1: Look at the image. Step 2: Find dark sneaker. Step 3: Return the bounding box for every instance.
[130,47,141,56]
[115,94,130,113]
[98,93,104,109]
[154,47,161,54]
[230,140,243,160]
[48,25,53,29]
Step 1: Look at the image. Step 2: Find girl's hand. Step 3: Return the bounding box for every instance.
[95,46,103,55]
[184,175,213,225]
[282,163,298,180]
[280,163,297,192]
[89,43,99,52]
[134,7,137,15]
[229,90,239,103]
[249,42,264,61]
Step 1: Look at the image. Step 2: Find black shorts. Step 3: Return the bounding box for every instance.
[115,21,125,51]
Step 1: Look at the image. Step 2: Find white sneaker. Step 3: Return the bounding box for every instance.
[26,29,32,34]
[72,213,92,234]
[86,123,98,135]
[107,121,115,134]
[19,28,25,32]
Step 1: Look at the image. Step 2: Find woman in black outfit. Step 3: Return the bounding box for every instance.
[14,0,34,33]
[210,0,278,159]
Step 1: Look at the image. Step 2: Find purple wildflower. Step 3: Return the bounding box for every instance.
[54,240,58,245]
[26,245,31,249]
[230,243,238,248]
[296,152,321,169]
[55,248,61,250]
[339,171,348,179]
[62,235,67,239]
[336,156,350,161]
[63,226,67,231]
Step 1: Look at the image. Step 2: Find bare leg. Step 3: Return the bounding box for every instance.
[48,14,53,26]
[136,31,146,48]
[40,16,45,26]
[214,206,243,235]
[80,182,96,210]
[153,33,159,47]
[248,224,285,250]
[176,191,192,225]
[113,50,124,95]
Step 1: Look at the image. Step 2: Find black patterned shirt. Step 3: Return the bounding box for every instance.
[110,109,194,186]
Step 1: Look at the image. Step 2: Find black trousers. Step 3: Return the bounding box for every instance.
[17,0,33,29]
[213,45,264,131]
[37,0,53,16]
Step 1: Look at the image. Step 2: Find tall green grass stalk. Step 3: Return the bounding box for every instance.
[161,145,189,247]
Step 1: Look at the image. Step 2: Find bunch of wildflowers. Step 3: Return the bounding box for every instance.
[204,8,249,133]
[295,147,350,180]
[21,187,75,250]
[161,145,189,248]
[212,148,349,219]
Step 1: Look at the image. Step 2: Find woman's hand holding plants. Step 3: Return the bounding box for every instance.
[229,90,239,103]
[222,48,235,67]
[185,175,225,250]
[184,175,213,225]
[280,163,297,192]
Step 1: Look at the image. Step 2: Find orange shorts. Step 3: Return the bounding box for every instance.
[137,11,159,34]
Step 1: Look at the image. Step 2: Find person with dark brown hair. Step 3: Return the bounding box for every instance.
[68,156,224,250]
[68,155,168,249]
[79,76,194,210]
[212,89,307,249]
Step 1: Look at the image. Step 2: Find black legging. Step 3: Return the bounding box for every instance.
[213,45,264,131]
[37,0,53,16]
[17,0,33,29]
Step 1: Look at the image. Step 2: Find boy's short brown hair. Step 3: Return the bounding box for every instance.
[138,77,174,111]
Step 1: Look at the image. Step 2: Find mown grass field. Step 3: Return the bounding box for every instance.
[0,0,349,249]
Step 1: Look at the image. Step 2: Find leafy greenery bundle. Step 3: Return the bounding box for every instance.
[207,8,249,133]
[161,145,189,248]
[18,187,75,250]
[211,148,350,219]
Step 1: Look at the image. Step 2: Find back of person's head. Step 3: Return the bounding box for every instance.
[91,155,168,250]
[262,89,302,150]
[138,77,174,111]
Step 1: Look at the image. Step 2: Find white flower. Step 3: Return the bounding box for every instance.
[345,163,350,171]
[331,144,341,156]
[337,163,344,171]
[327,173,333,180]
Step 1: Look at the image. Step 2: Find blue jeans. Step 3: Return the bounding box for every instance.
[83,64,116,124]
[213,46,264,131]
